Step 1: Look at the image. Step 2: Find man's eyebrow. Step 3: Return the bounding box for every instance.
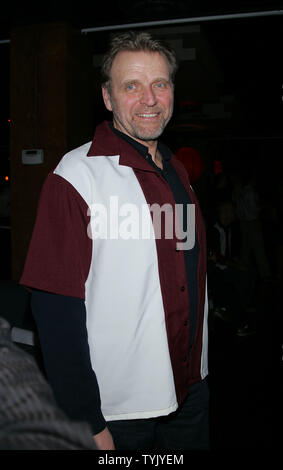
[153,77,170,82]
[119,78,139,88]
[122,78,139,84]
[121,77,171,85]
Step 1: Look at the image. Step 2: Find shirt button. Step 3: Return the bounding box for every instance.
[180,285,185,291]
[184,320,188,326]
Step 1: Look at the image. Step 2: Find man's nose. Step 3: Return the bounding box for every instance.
[140,86,157,106]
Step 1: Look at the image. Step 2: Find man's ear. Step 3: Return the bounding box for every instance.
[102,85,113,112]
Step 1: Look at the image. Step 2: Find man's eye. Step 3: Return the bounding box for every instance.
[126,84,136,90]
[155,82,165,88]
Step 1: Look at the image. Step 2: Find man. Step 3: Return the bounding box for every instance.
[20,31,209,450]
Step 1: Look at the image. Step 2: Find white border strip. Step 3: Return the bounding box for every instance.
[81,10,283,34]
[1,9,283,43]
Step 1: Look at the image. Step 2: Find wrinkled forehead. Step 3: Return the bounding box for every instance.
[110,50,171,82]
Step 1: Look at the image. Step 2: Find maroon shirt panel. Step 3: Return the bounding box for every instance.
[20,173,92,299]
[171,156,207,386]
[134,159,207,403]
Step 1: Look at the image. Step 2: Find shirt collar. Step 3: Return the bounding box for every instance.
[87,121,171,170]
[109,122,172,163]
[109,122,149,158]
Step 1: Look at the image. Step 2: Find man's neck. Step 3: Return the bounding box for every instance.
[111,120,162,169]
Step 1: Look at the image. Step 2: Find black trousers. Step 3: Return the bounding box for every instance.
[107,379,210,451]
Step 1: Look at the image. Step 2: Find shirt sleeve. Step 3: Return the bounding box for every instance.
[20,173,106,434]
[31,290,106,435]
[20,172,92,299]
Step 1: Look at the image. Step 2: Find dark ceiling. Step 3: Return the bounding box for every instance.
[1,1,283,36]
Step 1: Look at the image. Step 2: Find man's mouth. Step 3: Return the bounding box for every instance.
[136,113,159,118]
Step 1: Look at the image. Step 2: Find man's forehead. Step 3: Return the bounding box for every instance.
[110,50,170,76]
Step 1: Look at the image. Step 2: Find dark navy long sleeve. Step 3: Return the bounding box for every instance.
[31,289,106,435]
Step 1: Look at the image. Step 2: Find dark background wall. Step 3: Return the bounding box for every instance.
[0,1,283,280]
[8,23,93,279]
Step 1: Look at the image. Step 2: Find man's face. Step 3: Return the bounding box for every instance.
[102,50,174,144]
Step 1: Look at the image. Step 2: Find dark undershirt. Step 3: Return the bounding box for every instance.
[31,290,106,435]
[31,124,199,434]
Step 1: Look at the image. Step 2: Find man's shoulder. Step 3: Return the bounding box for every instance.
[56,141,93,173]
[48,141,93,204]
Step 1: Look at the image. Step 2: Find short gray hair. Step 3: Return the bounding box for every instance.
[101,31,178,89]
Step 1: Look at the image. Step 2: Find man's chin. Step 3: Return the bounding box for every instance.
[133,125,165,142]
[135,134,160,142]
